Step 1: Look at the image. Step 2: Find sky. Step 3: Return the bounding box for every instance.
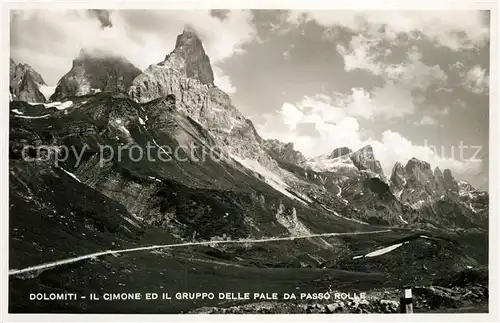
[10,9,490,190]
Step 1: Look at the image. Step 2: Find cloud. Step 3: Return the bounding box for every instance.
[370,131,482,176]
[438,107,450,115]
[10,9,257,89]
[449,61,489,94]
[415,116,438,126]
[386,49,448,89]
[280,102,304,129]
[299,85,416,121]
[287,10,489,51]
[213,65,237,94]
[87,9,113,28]
[335,40,449,120]
[462,65,489,94]
[337,38,448,89]
[282,44,295,61]
[258,94,482,179]
[336,35,382,75]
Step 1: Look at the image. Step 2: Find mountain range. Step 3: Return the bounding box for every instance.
[8,27,489,314]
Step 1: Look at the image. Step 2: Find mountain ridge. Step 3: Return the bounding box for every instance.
[9,58,47,103]
[9,27,487,230]
[50,48,142,101]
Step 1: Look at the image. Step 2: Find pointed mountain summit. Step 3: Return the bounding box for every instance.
[433,166,446,194]
[434,166,444,179]
[263,139,307,166]
[50,49,142,101]
[329,147,352,159]
[159,26,214,85]
[10,58,47,103]
[349,145,386,181]
[128,27,283,173]
[390,157,454,207]
[443,168,459,194]
[390,162,407,196]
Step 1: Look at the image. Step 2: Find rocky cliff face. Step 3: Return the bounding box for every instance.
[387,156,485,221]
[457,181,488,217]
[263,139,307,166]
[349,145,387,181]
[306,146,386,184]
[9,58,47,103]
[50,49,142,101]
[164,26,214,85]
[128,28,282,174]
[329,147,352,159]
[393,158,446,208]
[443,169,460,194]
[389,162,407,198]
[433,167,446,193]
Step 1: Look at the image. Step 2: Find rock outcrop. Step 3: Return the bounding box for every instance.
[443,169,459,194]
[389,162,407,197]
[9,58,47,103]
[163,26,214,85]
[263,139,307,166]
[329,147,352,159]
[349,145,386,181]
[306,145,386,180]
[388,157,486,219]
[50,49,142,101]
[129,27,281,173]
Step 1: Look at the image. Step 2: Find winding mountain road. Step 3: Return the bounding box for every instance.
[9,229,392,276]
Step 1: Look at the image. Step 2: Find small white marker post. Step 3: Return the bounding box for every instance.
[400,287,413,313]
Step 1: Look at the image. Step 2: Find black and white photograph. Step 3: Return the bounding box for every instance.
[2,1,498,320]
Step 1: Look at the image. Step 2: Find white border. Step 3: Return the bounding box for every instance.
[1,1,499,322]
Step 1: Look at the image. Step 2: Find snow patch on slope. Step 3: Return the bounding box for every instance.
[336,185,349,205]
[152,138,170,156]
[353,241,410,259]
[322,205,369,225]
[122,216,141,228]
[59,168,81,183]
[307,154,357,173]
[44,100,74,110]
[14,114,50,119]
[231,155,309,205]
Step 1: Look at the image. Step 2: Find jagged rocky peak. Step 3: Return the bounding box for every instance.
[160,25,214,85]
[443,168,459,194]
[405,157,432,175]
[328,147,352,159]
[349,145,386,180]
[433,166,446,193]
[128,26,219,104]
[10,58,46,86]
[398,157,451,207]
[128,27,283,175]
[263,139,307,166]
[10,58,47,103]
[390,162,407,190]
[434,166,444,179]
[10,58,16,79]
[50,48,142,101]
[404,157,437,187]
